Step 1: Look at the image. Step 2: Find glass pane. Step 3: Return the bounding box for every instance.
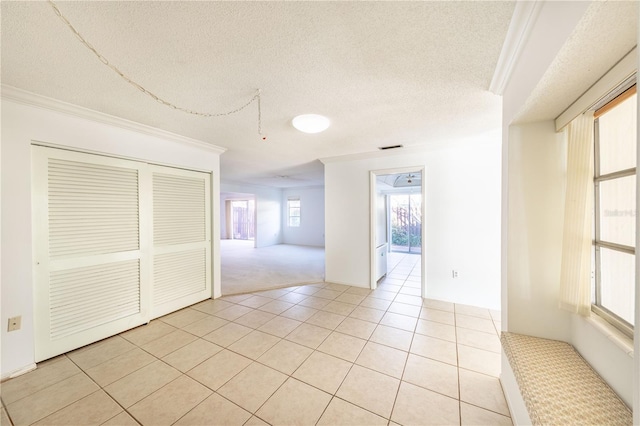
[598,175,636,247]
[288,200,300,208]
[390,193,422,253]
[289,208,300,217]
[289,216,300,227]
[599,247,635,325]
[598,93,637,175]
[409,193,422,252]
[390,194,409,252]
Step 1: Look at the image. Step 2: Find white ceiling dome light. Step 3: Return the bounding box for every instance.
[292,114,331,134]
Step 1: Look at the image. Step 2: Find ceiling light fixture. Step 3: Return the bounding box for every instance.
[292,114,330,134]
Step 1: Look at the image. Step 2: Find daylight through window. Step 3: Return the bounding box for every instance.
[288,198,300,227]
[592,83,637,337]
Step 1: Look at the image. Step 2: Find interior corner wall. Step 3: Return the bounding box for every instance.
[324,140,502,310]
[282,187,325,247]
[219,182,282,248]
[219,195,229,240]
[500,0,591,334]
[1,99,222,379]
[506,121,571,341]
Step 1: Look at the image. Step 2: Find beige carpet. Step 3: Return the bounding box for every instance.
[221,240,325,295]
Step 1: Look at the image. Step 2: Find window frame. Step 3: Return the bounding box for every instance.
[287,197,301,227]
[591,83,636,339]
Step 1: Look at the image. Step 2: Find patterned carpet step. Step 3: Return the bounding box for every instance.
[501,332,631,426]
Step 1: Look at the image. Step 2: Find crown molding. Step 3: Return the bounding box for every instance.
[1,85,227,155]
[489,1,544,95]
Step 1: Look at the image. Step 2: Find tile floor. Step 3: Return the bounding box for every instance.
[1,254,510,425]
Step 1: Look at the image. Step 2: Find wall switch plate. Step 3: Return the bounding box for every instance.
[452,270,458,278]
[8,316,21,332]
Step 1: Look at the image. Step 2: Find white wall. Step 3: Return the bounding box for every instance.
[571,315,634,407]
[324,139,502,310]
[220,182,282,248]
[506,121,572,341]
[282,187,325,247]
[1,95,223,379]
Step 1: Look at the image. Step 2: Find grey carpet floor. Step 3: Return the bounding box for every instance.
[221,240,325,295]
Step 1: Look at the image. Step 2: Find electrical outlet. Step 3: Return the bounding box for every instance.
[8,316,21,332]
[452,270,458,279]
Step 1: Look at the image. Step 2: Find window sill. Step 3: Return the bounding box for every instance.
[584,313,634,358]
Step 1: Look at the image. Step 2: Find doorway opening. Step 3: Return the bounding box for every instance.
[370,168,425,296]
[222,192,256,246]
[231,199,255,240]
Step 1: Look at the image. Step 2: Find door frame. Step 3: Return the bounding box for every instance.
[369,166,426,297]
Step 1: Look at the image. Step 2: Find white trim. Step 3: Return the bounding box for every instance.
[555,47,637,131]
[583,313,634,357]
[323,279,368,288]
[370,171,378,291]
[501,351,533,426]
[1,85,226,155]
[3,363,37,381]
[489,1,544,95]
[30,139,215,175]
[634,15,640,424]
[369,166,426,296]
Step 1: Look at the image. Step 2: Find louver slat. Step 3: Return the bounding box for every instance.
[49,260,140,339]
[153,173,205,246]
[48,158,139,258]
[153,249,206,305]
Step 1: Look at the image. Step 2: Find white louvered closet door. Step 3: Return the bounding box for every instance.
[151,166,211,318]
[32,147,150,362]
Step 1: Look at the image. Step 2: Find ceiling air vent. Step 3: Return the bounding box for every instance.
[378,144,403,150]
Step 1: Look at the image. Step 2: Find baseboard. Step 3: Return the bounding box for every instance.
[1,363,37,382]
[323,279,369,289]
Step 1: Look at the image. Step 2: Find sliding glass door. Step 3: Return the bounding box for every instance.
[390,193,422,253]
[231,200,255,240]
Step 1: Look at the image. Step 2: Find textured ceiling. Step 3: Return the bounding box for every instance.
[1,1,515,187]
[514,0,638,124]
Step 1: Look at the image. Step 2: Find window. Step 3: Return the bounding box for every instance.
[288,197,300,227]
[592,84,636,337]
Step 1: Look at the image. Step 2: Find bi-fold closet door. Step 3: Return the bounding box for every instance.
[32,146,211,362]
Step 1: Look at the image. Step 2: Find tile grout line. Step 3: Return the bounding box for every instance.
[385,268,420,425]
[173,281,494,421]
[238,284,358,425]
[64,353,145,425]
[6,255,507,426]
[239,278,394,423]
[1,394,15,426]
